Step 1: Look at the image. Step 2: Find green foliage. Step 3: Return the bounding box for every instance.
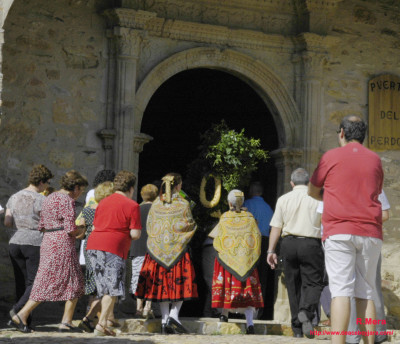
[185,121,269,232]
[206,124,269,192]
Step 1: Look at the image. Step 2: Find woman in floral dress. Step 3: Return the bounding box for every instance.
[10,170,88,333]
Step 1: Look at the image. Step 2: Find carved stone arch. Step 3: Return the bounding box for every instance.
[135,47,301,149]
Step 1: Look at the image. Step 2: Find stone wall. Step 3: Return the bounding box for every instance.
[320,0,400,329]
[0,0,108,303]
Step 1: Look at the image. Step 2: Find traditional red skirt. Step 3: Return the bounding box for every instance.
[135,252,198,302]
[211,258,264,309]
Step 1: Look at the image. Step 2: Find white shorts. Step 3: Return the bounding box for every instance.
[324,234,382,299]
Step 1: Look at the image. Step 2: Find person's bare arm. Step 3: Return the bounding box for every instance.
[74,217,87,239]
[382,210,389,223]
[130,229,141,240]
[308,183,323,201]
[266,226,282,270]
[4,209,13,227]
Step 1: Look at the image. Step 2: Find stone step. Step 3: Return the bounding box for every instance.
[100,318,400,341]
[117,318,309,336]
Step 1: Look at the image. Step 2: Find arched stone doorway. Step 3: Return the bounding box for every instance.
[132,48,303,198]
[139,68,278,202]
[139,67,279,318]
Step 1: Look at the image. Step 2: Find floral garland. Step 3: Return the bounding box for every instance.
[199,174,221,208]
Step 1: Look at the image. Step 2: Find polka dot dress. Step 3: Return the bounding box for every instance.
[30,192,84,301]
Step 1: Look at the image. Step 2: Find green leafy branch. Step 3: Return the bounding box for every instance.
[206,126,269,192]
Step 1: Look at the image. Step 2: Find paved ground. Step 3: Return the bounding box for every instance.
[0,329,321,344]
[0,302,397,343]
[1,320,399,343]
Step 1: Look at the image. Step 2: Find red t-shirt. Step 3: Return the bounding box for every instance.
[86,193,141,259]
[310,142,383,241]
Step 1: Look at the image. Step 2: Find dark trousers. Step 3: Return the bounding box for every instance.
[201,243,218,317]
[9,244,41,313]
[281,236,324,334]
[258,236,274,319]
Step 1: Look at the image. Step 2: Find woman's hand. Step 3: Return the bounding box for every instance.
[130,229,141,240]
[69,225,86,239]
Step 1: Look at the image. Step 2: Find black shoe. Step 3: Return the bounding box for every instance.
[292,326,303,338]
[161,323,175,334]
[219,315,228,322]
[78,317,95,333]
[166,317,189,334]
[246,325,255,334]
[298,311,314,339]
[10,314,33,333]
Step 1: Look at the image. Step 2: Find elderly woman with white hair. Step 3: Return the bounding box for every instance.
[209,189,264,334]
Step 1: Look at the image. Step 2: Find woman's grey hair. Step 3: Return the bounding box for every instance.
[290,168,309,186]
[228,189,245,212]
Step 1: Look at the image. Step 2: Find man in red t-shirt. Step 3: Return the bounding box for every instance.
[308,115,383,344]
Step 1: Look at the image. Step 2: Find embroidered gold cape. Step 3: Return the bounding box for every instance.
[147,193,197,269]
[209,210,261,281]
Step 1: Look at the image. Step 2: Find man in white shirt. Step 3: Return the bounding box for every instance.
[267,168,324,338]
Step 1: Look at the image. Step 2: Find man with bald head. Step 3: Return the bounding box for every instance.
[309,115,384,344]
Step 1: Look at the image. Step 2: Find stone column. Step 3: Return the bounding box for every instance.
[97,128,117,170]
[293,34,329,172]
[100,8,159,176]
[132,132,153,197]
[133,132,153,173]
[271,148,303,196]
[301,51,324,171]
[112,27,142,172]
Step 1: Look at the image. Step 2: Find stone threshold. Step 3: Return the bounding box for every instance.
[105,317,400,341]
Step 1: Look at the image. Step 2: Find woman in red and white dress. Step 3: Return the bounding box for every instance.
[135,173,198,334]
[209,189,264,335]
[10,170,88,333]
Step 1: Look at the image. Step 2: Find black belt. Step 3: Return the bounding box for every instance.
[45,227,64,232]
[284,235,319,239]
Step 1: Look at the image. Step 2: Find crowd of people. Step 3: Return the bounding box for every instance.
[0,115,390,342]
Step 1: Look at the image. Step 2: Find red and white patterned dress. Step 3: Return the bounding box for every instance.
[30,192,84,301]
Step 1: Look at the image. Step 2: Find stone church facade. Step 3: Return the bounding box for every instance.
[0,0,399,327]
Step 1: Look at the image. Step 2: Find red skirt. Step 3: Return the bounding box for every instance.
[211,258,264,309]
[135,252,198,302]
